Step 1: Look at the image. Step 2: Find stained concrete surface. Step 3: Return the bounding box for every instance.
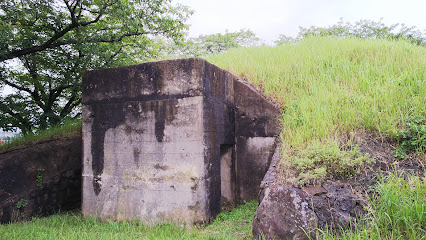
[82,58,280,225]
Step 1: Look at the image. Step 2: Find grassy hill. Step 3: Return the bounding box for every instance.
[208,37,425,147]
[208,37,426,184]
[1,37,425,239]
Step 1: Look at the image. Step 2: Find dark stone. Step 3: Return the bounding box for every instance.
[235,136,278,201]
[253,146,317,240]
[83,60,203,195]
[309,181,366,230]
[201,61,280,203]
[253,185,317,240]
[90,103,125,194]
[82,58,205,104]
[233,80,280,138]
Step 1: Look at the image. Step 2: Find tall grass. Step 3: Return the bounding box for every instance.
[207,37,426,148]
[208,37,426,182]
[0,200,257,240]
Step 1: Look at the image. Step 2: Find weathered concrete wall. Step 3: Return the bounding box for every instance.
[202,62,280,203]
[233,79,280,201]
[82,97,208,224]
[0,135,81,223]
[82,59,212,224]
[82,58,280,225]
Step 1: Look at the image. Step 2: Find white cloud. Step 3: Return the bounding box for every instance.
[177,0,426,43]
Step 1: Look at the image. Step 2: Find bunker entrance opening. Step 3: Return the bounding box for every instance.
[220,144,234,204]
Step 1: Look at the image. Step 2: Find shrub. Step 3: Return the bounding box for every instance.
[395,116,426,159]
[285,142,373,185]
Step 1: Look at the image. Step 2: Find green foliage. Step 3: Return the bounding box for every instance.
[318,174,426,240]
[276,19,426,46]
[16,199,28,209]
[159,29,260,58]
[0,0,192,134]
[36,169,44,189]
[286,142,373,185]
[395,116,426,159]
[0,201,258,239]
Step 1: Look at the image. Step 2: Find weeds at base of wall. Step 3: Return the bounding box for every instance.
[15,199,28,209]
[0,201,258,239]
[11,199,29,223]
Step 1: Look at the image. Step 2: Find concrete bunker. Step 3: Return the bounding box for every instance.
[82,58,280,224]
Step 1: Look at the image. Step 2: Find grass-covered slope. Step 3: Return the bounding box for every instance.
[208,37,425,146]
[207,37,426,183]
[0,119,81,152]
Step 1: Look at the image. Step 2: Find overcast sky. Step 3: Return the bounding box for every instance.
[177,0,426,44]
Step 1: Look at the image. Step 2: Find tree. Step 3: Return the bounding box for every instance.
[160,29,261,58]
[0,0,191,134]
[275,19,426,46]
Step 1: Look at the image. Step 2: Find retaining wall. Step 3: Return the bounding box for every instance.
[0,135,81,223]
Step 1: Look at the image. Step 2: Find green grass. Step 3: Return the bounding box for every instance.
[0,118,81,152]
[316,173,426,240]
[0,201,257,240]
[395,116,426,159]
[207,37,426,181]
[207,37,426,146]
[0,201,258,240]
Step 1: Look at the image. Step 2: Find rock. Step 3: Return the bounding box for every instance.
[310,181,365,230]
[253,180,367,239]
[302,185,327,196]
[252,185,317,240]
[253,143,366,239]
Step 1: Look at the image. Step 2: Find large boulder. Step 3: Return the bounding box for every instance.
[253,185,317,240]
